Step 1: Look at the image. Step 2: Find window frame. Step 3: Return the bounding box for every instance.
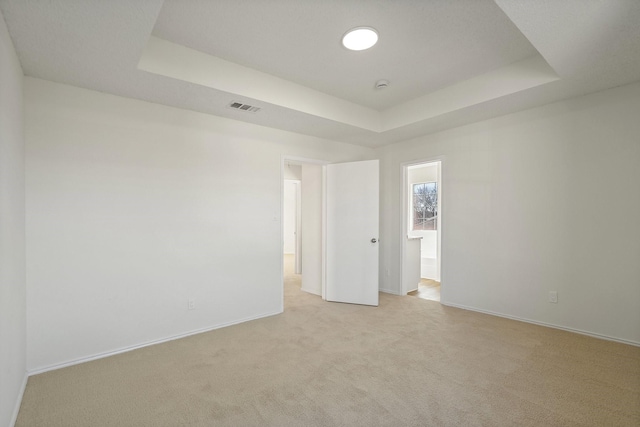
[411,181,438,231]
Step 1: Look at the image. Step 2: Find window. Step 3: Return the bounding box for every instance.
[412,182,438,230]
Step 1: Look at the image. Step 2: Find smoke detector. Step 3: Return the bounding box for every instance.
[375,80,389,89]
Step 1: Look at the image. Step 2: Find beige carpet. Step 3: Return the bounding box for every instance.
[16,257,640,426]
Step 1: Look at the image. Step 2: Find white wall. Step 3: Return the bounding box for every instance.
[283,164,301,180]
[0,9,26,427]
[282,180,298,254]
[377,82,640,345]
[408,164,438,187]
[283,165,302,256]
[300,164,322,296]
[24,77,371,372]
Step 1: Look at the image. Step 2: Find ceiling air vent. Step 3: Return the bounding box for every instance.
[228,101,261,113]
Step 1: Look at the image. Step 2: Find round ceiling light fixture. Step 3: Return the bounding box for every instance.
[342,27,378,51]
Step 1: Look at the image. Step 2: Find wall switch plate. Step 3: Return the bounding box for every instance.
[188,299,195,310]
[548,291,558,303]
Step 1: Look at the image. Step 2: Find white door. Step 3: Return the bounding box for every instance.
[325,160,379,306]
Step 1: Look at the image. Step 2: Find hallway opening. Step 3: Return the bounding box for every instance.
[402,160,442,301]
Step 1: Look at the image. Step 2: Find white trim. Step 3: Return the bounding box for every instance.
[380,288,402,296]
[27,310,281,375]
[321,165,327,300]
[279,160,285,313]
[9,372,28,427]
[281,155,328,166]
[295,181,301,273]
[442,301,640,347]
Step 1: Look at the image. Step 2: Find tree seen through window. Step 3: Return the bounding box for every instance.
[413,182,437,230]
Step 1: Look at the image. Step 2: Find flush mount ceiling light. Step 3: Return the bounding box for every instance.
[342,27,378,51]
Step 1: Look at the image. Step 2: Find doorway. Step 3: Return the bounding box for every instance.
[283,174,302,309]
[281,157,381,310]
[402,160,442,301]
[281,158,325,310]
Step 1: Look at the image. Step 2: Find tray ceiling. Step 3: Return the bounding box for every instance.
[1,0,639,147]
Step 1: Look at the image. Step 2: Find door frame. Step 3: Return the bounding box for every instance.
[283,179,302,273]
[280,156,329,311]
[400,157,445,298]
[293,180,302,274]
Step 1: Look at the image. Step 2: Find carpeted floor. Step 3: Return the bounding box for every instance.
[16,256,640,426]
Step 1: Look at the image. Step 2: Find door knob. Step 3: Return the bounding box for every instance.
[371,238,378,243]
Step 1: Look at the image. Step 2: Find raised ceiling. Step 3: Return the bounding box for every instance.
[1,0,639,147]
[153,0,538,111]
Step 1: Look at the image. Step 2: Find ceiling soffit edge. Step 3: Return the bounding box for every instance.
[139,36,559,136]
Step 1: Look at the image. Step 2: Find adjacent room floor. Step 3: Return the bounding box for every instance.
[408,278,441,302]
[16,259,640,426]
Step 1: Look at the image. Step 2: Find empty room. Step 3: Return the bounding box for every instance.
[1,1,639,426]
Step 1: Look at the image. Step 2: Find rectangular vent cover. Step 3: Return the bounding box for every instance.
[228,101,261,113]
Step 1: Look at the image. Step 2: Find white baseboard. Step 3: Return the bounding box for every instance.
[10,372,28,427]
[442,301,640,347]
[379,288,402,296]
[27,310,282,376]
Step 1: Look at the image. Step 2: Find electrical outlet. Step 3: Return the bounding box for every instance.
[548,291,558,304]
[188,299,195,310]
